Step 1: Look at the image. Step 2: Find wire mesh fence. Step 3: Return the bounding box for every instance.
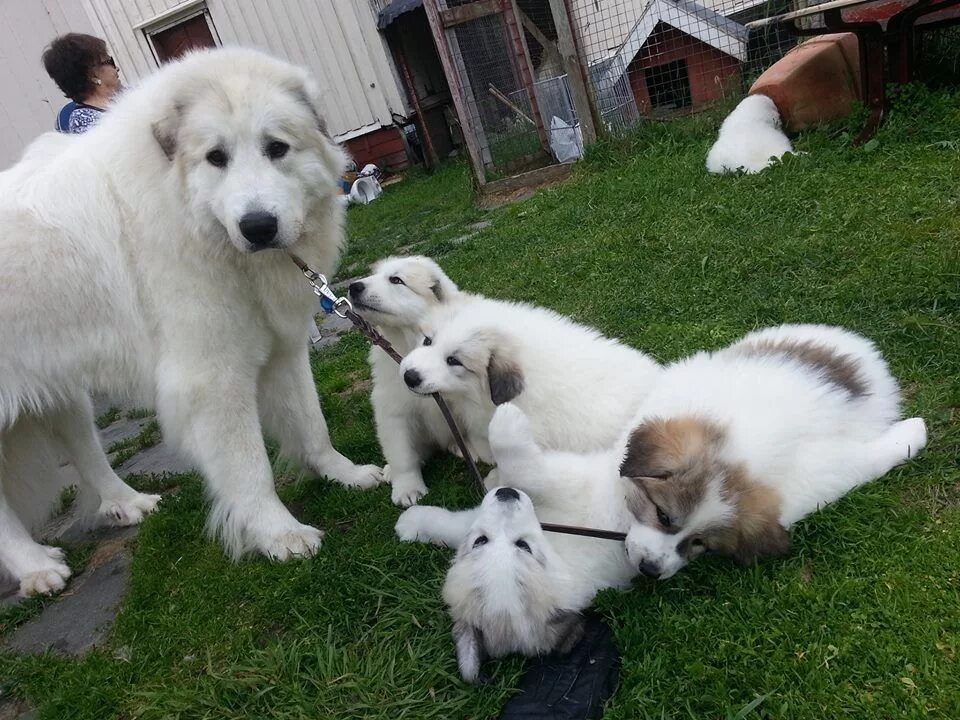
[568,0,801,132]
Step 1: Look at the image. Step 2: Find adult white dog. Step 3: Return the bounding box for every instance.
[617,324,927,578]
[348,256,471,506]
[0,48,382,596]
[706,94,794,175]
[399,296,662,464]
[395,403,637,682]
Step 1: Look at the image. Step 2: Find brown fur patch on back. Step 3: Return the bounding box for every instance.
[731,338,866,397]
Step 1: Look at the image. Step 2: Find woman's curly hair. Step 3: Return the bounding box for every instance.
[42,33,108,102]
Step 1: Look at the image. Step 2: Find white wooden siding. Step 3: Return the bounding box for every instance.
[0,0,408,169]
[0,0,96,167]
[83,0,407,138]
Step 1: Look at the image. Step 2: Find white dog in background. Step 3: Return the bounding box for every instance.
[349,256,472,506]
[396,403,637,682]
[0,48,383,596]
[620,324,927,579]
[706,94,794,174]
[399,297,662,464]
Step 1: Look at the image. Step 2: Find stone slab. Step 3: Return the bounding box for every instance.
[116,441,194,477]
[3,530,135,656]
[99,418,150,450]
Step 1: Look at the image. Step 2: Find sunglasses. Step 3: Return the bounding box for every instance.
[98,56,117,69]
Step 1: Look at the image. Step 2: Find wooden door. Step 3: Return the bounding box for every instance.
[152,13,216,63]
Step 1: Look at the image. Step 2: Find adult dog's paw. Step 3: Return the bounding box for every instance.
[18,547,71,597]
[260,524,325,560]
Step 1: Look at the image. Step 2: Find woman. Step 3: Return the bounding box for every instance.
[42,33,121,134]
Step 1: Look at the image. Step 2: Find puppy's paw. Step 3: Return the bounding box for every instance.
[18,552,71,597]
[390,471,428,507]
[395,506,449,544]
[261,524,325,560]
[889,417,927,461]
[100,492,162,526]
[313,452,385,489]
[489,402,534,451]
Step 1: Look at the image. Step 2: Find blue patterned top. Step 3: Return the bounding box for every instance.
[56,102,104,134]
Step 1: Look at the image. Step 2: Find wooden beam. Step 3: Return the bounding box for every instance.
[547,0,598,144]
[517,8,555,54]
[439,0,503,27]
[423,0,492,185]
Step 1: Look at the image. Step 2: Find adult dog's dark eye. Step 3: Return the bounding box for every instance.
[690,538,705,548]
[422,336,432,346]
[472,535,488,548]
[389,276,405,285]
[515,539,532,553]
[655,506,672,528]
[206,148,228,167]
[446,356,462,367]
[265,140,289,159]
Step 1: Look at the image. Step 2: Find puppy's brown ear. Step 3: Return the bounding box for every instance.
[733,518,791,565]
[452,620,484,683]
[152,102,183,161]
[619,422,659,478]
[487,351,524,405]
[550,610,585,655]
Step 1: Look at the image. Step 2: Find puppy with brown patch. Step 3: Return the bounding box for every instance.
[621,324,927,578]
[398,296,662,465]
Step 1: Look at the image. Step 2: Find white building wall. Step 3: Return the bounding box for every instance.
[0,0,97,167]
[0,0,408,169]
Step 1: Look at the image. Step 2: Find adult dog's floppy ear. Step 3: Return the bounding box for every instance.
[152,102,184,161]
[293,82,330,137]
[487,350,524,405]
[452,620,484,683]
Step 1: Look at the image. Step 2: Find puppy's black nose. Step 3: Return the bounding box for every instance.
[403,369,422,388]
[638,561,661,579]
[496,487,520,502]
[349,281,365,299]
[239,211,278,248]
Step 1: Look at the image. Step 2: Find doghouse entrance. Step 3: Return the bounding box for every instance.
[644,59,693,112]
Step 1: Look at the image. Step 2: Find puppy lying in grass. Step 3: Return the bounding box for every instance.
[395,403,637,682]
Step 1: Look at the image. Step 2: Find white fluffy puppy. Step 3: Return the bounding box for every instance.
[0,48,383,595]
[396,403,637,682]
[706,94,794,174]
[348,256,471,506]
[620,324,927,579]
[399,297,661,463]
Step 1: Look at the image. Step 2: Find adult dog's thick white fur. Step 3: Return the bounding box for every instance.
[0,48,383,590]
[706,94,794,175]
[399,296,662,463]
[395,403,637,682]
[349,256,471,506]
[620,324,927,579]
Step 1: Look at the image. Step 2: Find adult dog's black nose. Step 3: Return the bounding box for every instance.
[349,281,365,299]
[403,369,422,389]
[496,487,520,502]
[239,211,278,248]
[638,561,661,579]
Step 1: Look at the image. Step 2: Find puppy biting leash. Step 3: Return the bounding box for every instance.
[290,254,627,544]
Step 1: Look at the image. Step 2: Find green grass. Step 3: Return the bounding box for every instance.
[2,86,959,719]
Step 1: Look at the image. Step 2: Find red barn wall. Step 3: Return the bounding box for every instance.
[627,25,742,113]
